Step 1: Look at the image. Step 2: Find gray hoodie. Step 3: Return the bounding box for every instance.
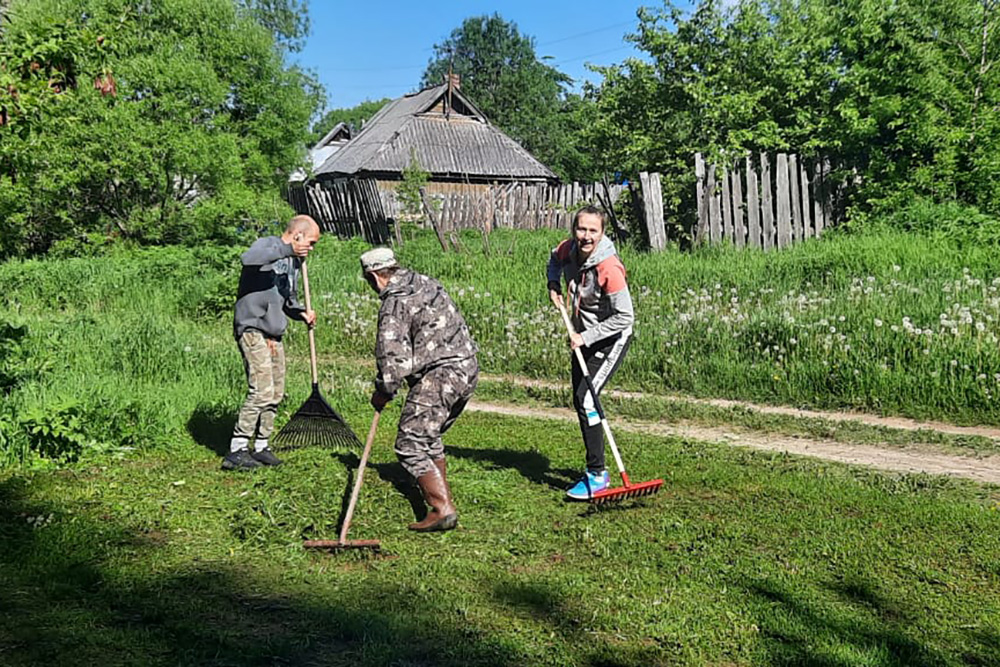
[547,235,635,346]
[233,236,306,340]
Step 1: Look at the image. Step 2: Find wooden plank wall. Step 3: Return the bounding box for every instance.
[290,179,626,240]
[694,152,840,249]
[293,178,393,244]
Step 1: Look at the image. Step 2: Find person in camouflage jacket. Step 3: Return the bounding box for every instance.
[361,247,479,532]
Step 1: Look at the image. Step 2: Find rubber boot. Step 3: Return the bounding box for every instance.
[408,460,458,532]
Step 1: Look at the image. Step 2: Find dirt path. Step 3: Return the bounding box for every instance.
[482,374,1000,441]
[467,401,1000,485]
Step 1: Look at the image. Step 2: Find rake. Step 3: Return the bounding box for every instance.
[272,259,361,450]
[303,411,382,553]
[556,300,663,504]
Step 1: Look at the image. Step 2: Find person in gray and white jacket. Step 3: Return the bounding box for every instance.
[224,215,319,471]
[547,206,635,500]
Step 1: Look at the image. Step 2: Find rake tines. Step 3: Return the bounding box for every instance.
[272,383,361,451]
[589,478,664,505]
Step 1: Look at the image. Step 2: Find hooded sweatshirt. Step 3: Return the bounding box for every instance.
[547,235,634,347]
[374,268,478,398]
[233,236,306,340]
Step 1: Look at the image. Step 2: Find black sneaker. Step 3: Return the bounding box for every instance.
[250,448,283,467]
[222,450,262,471]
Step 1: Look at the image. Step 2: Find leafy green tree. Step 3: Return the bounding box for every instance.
[310,97,389,144]
[237,0,311,52]
[0,0,322,257]
[421,14,597,181]
[589,0,1000,220]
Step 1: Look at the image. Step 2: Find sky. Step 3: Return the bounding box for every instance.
[294,0,691,113]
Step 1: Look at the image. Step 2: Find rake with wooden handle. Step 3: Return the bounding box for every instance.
[303,411,381,552]
[272,259,361,450]
[556,299,663,504]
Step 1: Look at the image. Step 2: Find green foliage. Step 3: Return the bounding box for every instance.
[422,14,599,182]
[19,399,93,463]
[309,97,389,144]
[588,0,1000,224]
[0,0,322,258]
[398,148,429,220]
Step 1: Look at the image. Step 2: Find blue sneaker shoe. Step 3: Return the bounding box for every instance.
[566,470,610,500]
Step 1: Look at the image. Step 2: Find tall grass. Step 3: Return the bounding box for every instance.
[4,226,1000,466]
[310,228,1000,424]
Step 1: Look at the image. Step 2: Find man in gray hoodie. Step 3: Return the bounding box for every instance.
[547,206,635,499]
[223,215,319,471]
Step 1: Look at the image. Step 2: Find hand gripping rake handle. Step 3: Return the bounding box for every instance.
[339,410,380,544]
[300,259,319,386]
[556,299,631,486]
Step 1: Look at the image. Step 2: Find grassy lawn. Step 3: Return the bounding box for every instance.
[3,408,1000,666]
[4,229,1000,664]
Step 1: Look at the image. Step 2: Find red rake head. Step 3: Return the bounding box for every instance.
[589,479,663,505]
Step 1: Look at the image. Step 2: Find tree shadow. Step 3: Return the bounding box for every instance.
[745,575,1000,666]
[187,403,236,457]
[0,476,525,666]
[447,445,578,491]
[491,577,672,666]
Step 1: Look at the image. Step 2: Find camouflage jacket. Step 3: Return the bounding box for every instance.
[374,269,478,397]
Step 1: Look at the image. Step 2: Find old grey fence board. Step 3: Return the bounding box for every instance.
[745,156,761,249]
[731,169,744,248]
[775,153,791,248]
[760,153,774,250]
[694,152,848,249]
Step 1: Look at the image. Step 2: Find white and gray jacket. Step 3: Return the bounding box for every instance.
[547,235,634,347]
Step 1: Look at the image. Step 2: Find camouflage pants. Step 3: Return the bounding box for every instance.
[395,356,479,478]
[230,329,286,452]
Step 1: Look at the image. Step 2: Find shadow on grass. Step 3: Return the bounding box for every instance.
[0,477,524,666]
[448,445,578,491]
[492,577,673,667]
[746,576,1000,666]
[187,403,236,457]
[330,452,427,524]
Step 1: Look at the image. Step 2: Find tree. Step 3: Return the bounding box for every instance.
[237,0,311,53]
[421,14,594,181]
[310,97,389,144]
[588,0,1000,220]
[0,0,323,257]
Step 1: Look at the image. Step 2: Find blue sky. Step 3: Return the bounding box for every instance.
[295,1,691,112]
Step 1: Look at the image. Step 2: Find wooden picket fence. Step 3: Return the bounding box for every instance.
[288,177,626,245]
[410,181,626,233]
[694,152,848,248]
[287,178,394,244]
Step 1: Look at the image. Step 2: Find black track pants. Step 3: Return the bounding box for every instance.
[570,333,631,473]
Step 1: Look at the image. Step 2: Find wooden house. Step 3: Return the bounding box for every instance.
[287,79,566,240]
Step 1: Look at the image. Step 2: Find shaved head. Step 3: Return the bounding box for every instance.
[286,214,319,235]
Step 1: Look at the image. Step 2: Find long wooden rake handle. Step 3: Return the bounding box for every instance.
[339,410,381,544]
[300,259,319,385]
[556,299,631,486]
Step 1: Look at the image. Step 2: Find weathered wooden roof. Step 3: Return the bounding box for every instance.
[313,84,557,181]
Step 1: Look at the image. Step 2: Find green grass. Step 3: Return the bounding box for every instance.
[475,379,1000,457]
[3,412,1000,665]
[5,228,1000,663]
